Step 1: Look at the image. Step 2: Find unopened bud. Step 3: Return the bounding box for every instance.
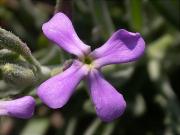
[0,28,31,59]
[0,63,36,87]
[0,28,41,71]
[0,49,19,63]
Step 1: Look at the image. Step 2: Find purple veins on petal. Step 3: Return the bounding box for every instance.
[42,12,90,57]
[90,29,145,68]
[0,96,35,119]
[87,69,126,122]
[37,60,88,109]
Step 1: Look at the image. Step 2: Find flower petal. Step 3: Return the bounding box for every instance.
[42,12,90,57]
[37,60,88,109]
[87,69,126,122]
[0,96,35,119]
[90,29,145,68]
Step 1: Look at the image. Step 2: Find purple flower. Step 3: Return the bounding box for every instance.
[0,96,35,119]
[37,12,145,122]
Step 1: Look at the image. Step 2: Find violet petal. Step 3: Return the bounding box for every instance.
[42,12,90,57]
[87,69,126,122]
[0,96,35,119]
[90,29,145,68]
[37,60,88,109]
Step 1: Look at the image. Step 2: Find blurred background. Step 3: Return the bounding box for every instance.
[0,0,180,135]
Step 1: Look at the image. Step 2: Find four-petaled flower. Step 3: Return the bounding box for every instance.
[37,12,145,122]
[0,96,35,119]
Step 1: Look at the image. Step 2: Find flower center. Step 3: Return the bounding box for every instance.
[83,56,93,65]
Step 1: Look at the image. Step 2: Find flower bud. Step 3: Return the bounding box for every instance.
[0,49,19,63]
[0,28,32,60]
[0,96,35,119]
[0,28,41,71]
[0,63,36,87]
